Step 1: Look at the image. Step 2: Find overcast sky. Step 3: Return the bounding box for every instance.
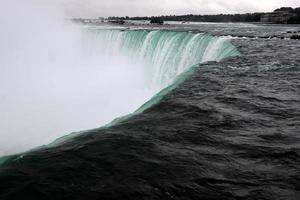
[61,0,300,17]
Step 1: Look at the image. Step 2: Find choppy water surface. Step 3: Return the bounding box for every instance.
[0,23,299,200]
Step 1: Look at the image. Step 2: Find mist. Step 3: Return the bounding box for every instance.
[0,0,155,156]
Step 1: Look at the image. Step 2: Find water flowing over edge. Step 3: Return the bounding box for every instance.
[83,29,240,90]
[0,29,240,165]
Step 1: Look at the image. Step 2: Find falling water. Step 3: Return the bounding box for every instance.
[0,26,239,156]
[84,29,240,89]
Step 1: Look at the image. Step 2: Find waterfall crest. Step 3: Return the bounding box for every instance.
[0,28,240,156]
[84,29,240,89]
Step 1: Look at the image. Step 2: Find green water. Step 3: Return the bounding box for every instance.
[85,29,240,89]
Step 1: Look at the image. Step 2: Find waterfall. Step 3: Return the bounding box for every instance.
[50,28,240,139]
[84,29,240,89]
[0,27,240,156]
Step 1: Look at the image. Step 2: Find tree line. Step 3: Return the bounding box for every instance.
[108,7,300,24]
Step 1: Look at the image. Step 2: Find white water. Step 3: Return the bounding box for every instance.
[0,1,239,156]
[84,29,239,89]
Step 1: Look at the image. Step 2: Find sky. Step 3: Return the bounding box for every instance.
[61,0,300,17]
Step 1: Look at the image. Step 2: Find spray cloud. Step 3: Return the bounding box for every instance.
[0,0,154,156]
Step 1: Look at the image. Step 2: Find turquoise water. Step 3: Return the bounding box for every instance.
[84,29,240,89]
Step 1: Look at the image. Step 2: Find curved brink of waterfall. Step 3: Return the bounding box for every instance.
[82,29,240,127]
[85,29,240,90]
[0,30,240,166]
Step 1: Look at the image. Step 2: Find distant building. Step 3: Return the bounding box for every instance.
[261,9,297,24]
